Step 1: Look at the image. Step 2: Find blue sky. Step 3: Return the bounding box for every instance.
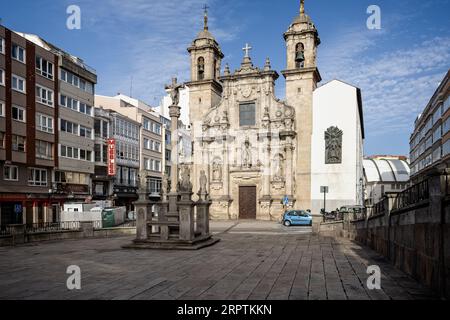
[1,0,449,156]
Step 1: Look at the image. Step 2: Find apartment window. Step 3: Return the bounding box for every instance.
[143,118,151,131]
[122,167,129,185]
[36,140,53,160]
[12,74,26,93]
[94,120,101,137]
[0,132,5,149]
[0,68,4,86]
[154,141,161,152]
[153,123,161,135]
[60,95,79,111]
[60,119,79,135]
[102,121,108,138]
[144,158,150,170]
[79,126,92,138]
[443,139,450,157]
[11,44,26,63]
[4,165,19,181]
[28,168,47,186]
[12,105,26,122]
[60,69,94,93]
[36,57,54,80]
[165,150,171,162]
[154,160,161,172]
[240,102,256,126]
[0,100,4,117]
[12,135,26,152]
[36,85,54,107]
[149,178,162,194]
[79,103,92,116]
[94,144,101,162]
[0,37,4,54]
[433,125,442,143]
[80,150,92,161]
[143,138,151,150]
[36,114,54,133]
[102,145,107,164]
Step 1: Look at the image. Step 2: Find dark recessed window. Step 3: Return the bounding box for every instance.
[239,102,256,127]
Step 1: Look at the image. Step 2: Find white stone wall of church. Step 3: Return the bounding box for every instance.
[310,80,364,215]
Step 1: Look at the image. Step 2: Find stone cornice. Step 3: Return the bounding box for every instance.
[185,79,223,92]
[281,67,322,82]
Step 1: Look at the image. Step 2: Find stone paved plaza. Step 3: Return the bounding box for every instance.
[0,221,436,300]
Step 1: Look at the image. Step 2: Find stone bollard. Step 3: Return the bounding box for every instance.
[311,213,322,234]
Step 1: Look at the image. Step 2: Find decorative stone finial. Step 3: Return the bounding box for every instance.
[203,4,209,31]
[224,63,230,75]
[300,0,305,15]
[264,57,271,71]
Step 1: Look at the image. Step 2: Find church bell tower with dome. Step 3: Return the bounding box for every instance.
[282,0,322,210]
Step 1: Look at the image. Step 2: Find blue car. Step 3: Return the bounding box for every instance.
[282,210,312,227]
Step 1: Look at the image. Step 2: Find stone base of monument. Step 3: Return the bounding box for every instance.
[123,167,219,251]
[122,234,220,251]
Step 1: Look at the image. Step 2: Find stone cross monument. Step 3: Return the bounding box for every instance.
[123,77,218,250]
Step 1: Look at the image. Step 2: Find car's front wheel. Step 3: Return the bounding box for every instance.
[284,220,291,227]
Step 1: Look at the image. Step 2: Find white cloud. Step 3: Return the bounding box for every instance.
[79,0,239,104]
[320,24,449,148]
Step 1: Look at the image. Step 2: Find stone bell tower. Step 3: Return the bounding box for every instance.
[282,0,321,210]
[186,7,224,199]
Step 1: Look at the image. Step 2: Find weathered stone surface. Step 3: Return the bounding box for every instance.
[0,221,435,300]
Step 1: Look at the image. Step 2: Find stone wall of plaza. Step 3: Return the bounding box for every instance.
[410,71,450,182]
[327,171,450,299]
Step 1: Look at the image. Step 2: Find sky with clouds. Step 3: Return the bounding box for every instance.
[1,0,449,156]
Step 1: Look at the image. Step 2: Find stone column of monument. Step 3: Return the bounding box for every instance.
[166,78,184,219]
[178,165,195,241]
[259,134,272,219]
[196,170,211,236]
[221,137,231,218]
[134,170,151,241]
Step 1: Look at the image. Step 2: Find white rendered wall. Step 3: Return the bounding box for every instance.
[310,80,364,214]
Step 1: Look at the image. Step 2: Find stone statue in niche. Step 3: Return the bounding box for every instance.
[325,126,343,164]
[273,154,284,182]
[212,159,222,182]
[243,139,252,168]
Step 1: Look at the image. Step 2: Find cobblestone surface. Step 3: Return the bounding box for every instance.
[0,221,436,300]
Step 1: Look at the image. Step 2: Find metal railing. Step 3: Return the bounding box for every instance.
[25,221,80,233]
[0,225,11,236]
[393,179,429,211]
[93,221,103,230]
[372,199,386,216]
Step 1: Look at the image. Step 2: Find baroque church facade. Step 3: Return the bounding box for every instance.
[185,1,364,220]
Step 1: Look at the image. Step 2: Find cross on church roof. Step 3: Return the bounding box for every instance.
[242,43,252,58]
[203,4,209,30]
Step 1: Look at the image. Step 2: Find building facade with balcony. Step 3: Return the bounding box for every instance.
[109,111,140,212]
[92,107,113,200]
[410,70,450,183]
[95,94,163,201]
[16,31,97,206]
[0,26,59,226]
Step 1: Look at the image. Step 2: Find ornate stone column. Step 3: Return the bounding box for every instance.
[285,137,294,202]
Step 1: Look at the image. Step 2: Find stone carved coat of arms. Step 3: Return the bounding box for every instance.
[325,126,343,164]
